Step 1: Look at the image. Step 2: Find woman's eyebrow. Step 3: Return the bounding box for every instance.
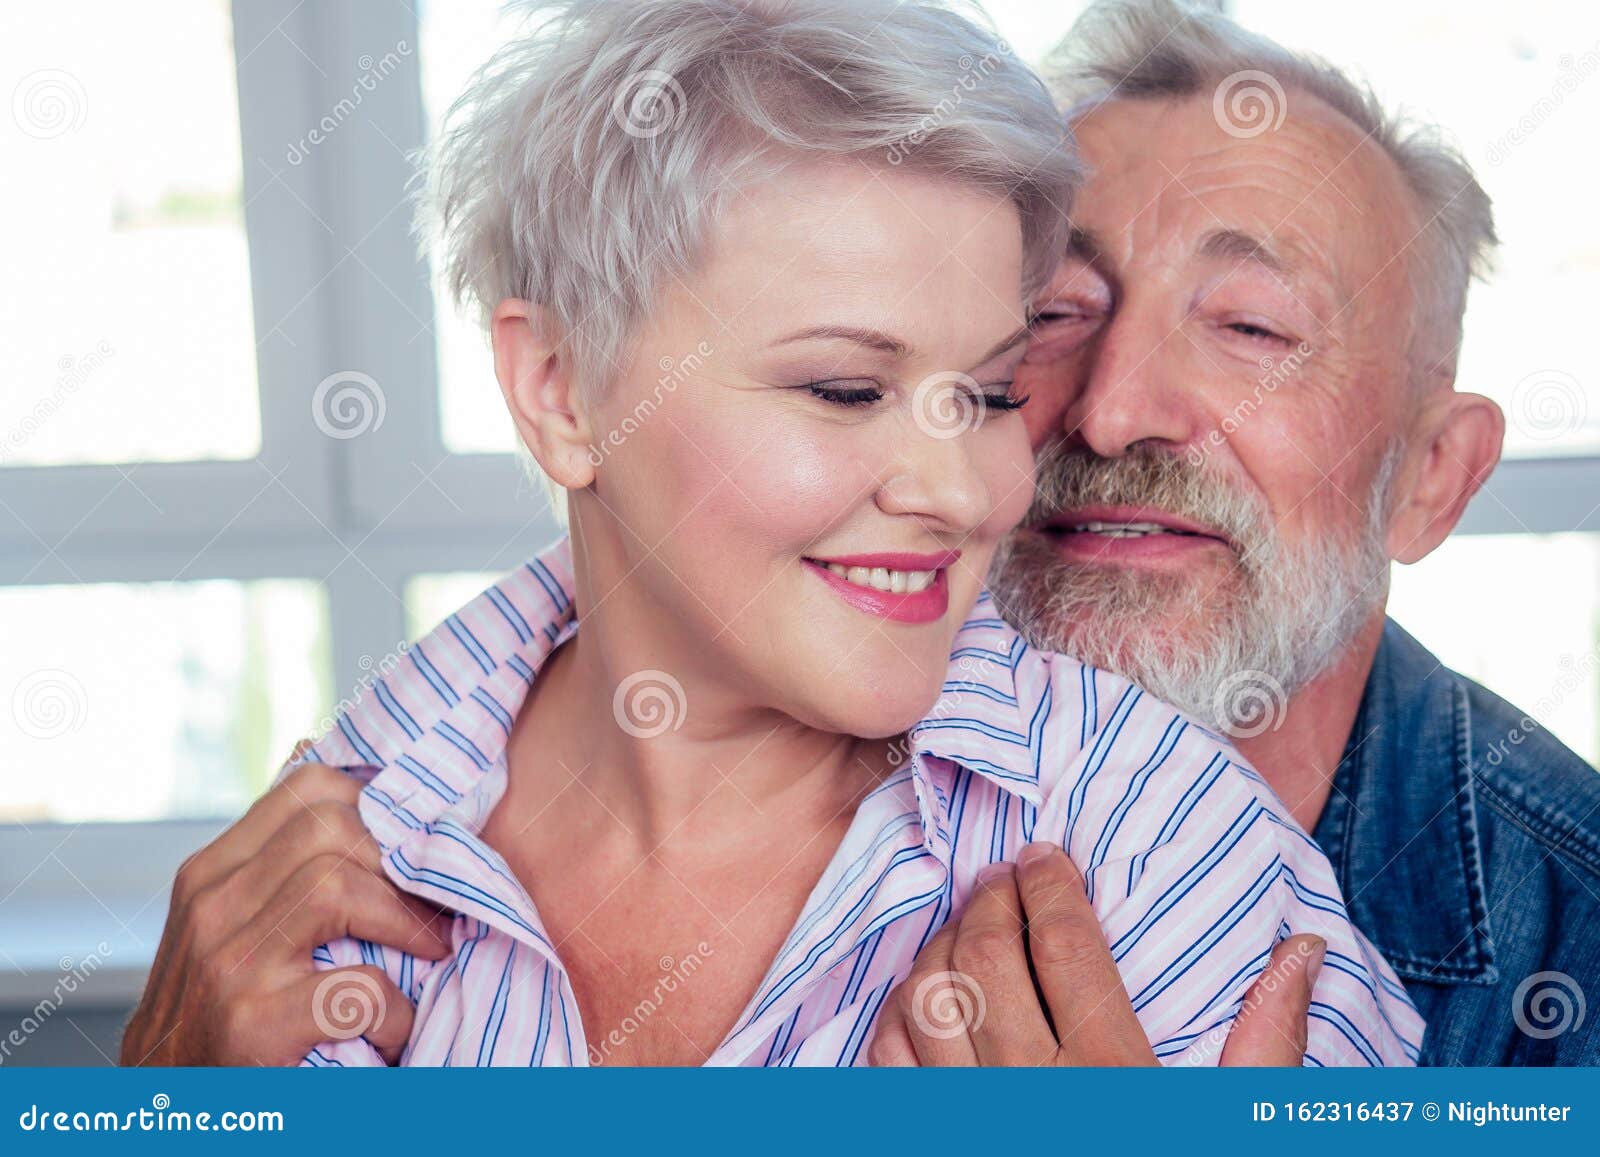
[772,325,909,357]
[770,321,1030,368]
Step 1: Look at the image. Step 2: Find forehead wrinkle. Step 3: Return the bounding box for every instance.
[1153,162,1358,326]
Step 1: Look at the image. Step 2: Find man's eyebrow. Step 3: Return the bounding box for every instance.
[974,323,1032,366]
[1197,228,1296,278]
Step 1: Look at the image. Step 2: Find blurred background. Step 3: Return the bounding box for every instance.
[2,0,1597,1063]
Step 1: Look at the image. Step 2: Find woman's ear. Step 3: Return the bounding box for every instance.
[490,299,597,489]
[1385,391,1505,565]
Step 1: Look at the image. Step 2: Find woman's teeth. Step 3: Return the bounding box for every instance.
[822,563,936,594]
[1069,520,1194,539]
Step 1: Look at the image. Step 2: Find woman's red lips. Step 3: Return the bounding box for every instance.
[801,551,958,624]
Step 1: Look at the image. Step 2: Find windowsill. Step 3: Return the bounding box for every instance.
[0,818,227,1012]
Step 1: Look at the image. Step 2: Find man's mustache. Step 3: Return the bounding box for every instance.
[1021,442,1268,556]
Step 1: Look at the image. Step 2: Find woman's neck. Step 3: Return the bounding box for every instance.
[507,579,892,861]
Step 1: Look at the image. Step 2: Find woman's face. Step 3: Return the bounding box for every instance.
[575,158,1035,739]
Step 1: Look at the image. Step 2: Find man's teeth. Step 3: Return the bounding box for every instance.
[823,563,937,593]
[1069,520,1193,538]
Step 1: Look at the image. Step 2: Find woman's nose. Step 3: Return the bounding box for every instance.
[874,422,993,532]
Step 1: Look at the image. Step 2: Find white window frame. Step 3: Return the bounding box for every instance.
[0,0,1594,1012]
[0,1,558,1010]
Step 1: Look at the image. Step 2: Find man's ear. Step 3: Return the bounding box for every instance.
[490,299,597,489]
[1385,391,1505,565]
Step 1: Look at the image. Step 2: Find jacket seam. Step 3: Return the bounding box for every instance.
[1474,776,1600,880]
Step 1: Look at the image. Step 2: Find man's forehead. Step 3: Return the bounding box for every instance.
[1067,93,1415,281]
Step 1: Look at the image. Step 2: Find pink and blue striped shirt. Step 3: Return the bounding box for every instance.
[284,536,1422,1066]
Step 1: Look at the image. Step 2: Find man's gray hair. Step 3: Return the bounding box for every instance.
[1045,0,1497,385]
[421,0,1080,395]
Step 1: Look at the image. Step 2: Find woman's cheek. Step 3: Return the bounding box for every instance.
[717,423,879,544]
[982,421,1037,535]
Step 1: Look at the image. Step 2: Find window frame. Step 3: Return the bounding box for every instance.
[0,0,560,1008]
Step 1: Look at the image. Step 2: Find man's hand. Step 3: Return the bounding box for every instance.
[119,744,453,1066]
[868,842,1320,1066]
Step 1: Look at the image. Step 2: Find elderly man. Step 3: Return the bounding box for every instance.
[121,0,1599,1068]
[875,0,1600,1066]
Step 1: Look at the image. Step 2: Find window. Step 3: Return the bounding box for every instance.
[0,580,329,823]
[2,1,259,468]
[0,0,563,994]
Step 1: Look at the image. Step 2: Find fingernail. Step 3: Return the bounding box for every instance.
[1306,938,1327,988]
[976,861,1011,884]
[1017,842,1056,868]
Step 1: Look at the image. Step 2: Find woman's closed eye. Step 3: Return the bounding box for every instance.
[805,379,1028,413]
[805,380,883,407]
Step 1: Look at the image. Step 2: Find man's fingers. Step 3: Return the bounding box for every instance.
[1219,934,1322,1067]
[952,865,1057,1065]
[230,855,453,971]
[176,762,369,897]
[865,998,919,1067]
[220,797,449,959]
[279,966,416,1064]
[892,922,980,1066]
[1014,842,1155,1066]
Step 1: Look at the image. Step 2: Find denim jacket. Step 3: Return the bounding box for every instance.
[1312,618,1600,1065]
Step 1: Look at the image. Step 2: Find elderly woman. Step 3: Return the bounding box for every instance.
[286,0,1418,1066]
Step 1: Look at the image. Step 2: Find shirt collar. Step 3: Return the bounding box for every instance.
[903,594,1046,860]
[348,542,579,854]
[1312,617,1498,987]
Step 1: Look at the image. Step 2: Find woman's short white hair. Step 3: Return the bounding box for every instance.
[422,0,1080,395]
[1044,0,1497,385]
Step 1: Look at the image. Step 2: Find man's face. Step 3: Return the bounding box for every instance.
[992,92,1424,732]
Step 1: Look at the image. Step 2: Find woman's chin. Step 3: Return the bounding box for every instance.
[799,687,943,744]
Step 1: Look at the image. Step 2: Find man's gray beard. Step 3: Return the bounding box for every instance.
[986,441,1401,736]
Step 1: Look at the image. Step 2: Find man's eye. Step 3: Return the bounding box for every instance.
[1227,321,1285,342]
[806,382,883,407]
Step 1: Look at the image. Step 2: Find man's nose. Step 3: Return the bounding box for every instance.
[1062,306,1204,458]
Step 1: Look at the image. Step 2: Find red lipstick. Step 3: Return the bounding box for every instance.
[802,550,960,624]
